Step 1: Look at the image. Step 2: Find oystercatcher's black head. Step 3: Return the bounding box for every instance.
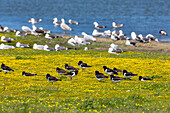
[103,66,107,70]
[139,76,142,80]
[1,63,5,67]
[65,64,68,67]
[75,70,79,75]
[95,71,99,74]
[78,61,83,65]
[46,74,50,77]
[123,70,127,74]
[113,68,117,70]
[56,67,60,70]
[22,71,25,75]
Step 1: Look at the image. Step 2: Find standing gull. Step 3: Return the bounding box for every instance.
[60,18,73,33]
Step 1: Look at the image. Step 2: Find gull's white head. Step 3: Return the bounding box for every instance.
[16,42,21,47]
[1,36,5,40]
[55,44,60,49]
[53,18,58,21]
[81,32,87,36]
[44,45,49,50]
[68,19,72,23]
[32,25,37,31]
[61,18,65,23]
[93,22,98,26]
[3,27,8,31]
[112,22,116,26]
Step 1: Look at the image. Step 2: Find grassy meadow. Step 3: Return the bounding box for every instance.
[0,32,169,113]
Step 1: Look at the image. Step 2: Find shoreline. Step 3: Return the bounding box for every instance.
[0,32,170,54]
[58,35,170,54]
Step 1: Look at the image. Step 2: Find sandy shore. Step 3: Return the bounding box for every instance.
[61,35,170,54]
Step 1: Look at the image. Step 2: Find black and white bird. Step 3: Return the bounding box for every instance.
[16,31,27,37]
[53,18,61,26]
[3,27,16,32]
[159,30,167,36]
[112,22,124,28]
[1,36,14,42]
[113,68,123,72]
[43,45,55,51]
[139,76,152,81]
[39,27,51,34]
[46,73,61,85]
[125,39,137,47]
[45,34,58,39]
[65,64,79,71]
[1,63,14,73]
[22,71,37,76]
[78,61,92,70]
[32,25,45,34]
[123,70,137,79]
[64,70,78,80]
[95,71,108,81]
[69,19,79,25]
[93,22,106,29]
[16,42,30,48]
[103,66,118,75]
[28,18,42,24]
[55,44,68,51]
[56,67,68,75]
[110,75,126,82]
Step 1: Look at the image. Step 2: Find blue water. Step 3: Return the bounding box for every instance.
[0,0,169,42]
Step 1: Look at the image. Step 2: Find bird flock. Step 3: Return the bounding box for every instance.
[0,17,168,53]
[1,59,153,85]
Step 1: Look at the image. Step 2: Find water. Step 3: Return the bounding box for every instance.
[0,0,169,42]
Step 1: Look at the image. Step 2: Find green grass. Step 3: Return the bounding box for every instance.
[0,32,169,113]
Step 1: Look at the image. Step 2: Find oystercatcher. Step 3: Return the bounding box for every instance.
[110,75,126,82]
[65,64,79,71]
[56,67,68,75]
[64,70,78,80]
[78,61,92,70]
[22,71,37,76]
[46,74,61,85]
[95,71,108,81]
[103,66,118,75]
[1,63,14,73]
[123,70,137,79]
[139,76,152,81]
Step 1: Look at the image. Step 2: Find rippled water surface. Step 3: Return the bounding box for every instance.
[0,0,169,42]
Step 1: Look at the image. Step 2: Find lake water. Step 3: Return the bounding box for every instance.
[0,0,169,42]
